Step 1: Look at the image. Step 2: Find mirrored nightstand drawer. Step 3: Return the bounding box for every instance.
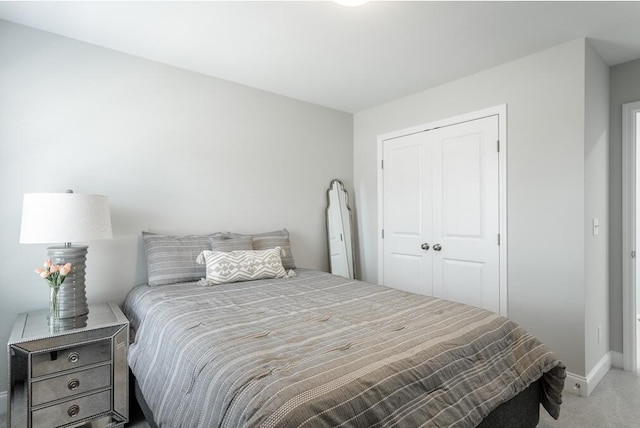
[9,303,129,428]
[31,364,112,406]
[31,389,111,428]
[31,340,111,377]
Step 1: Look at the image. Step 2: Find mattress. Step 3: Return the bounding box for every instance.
[123,269,565,427]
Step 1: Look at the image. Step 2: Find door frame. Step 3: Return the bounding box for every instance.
[622,100,640,371]
[376,104,508,316]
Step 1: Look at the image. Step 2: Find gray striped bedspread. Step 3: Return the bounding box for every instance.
[123,269,565,428]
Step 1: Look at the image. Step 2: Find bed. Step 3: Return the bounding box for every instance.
[122,268,565,428]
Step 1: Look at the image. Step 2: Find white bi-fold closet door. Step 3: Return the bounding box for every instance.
[382,115,500,313]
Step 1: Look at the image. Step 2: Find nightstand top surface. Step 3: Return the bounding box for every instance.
[9,302,128,345]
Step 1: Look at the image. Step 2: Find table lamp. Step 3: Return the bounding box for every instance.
[20,190,112,325]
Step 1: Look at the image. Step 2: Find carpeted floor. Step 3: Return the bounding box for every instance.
[1,368,638,427]
[538,368,640,427]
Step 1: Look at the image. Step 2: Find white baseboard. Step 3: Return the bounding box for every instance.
[0,390,6,415]
[564,351,613,397]
[564,371,589,396]
[611,351,624,369]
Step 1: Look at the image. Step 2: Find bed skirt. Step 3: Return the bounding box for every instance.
[133,374,541,428]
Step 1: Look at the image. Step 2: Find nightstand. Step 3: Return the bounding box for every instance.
[7,302,129,428]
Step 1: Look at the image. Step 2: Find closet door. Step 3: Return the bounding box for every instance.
[381,115,500,312]
[382,132,433,295]
[431,116,500,312]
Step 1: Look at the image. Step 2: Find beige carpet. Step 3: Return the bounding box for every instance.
[538,368,640,427]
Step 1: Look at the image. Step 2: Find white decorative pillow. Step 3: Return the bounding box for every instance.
[196,247,286,286]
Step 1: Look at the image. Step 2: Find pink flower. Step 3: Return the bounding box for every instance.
[35,259,71,286]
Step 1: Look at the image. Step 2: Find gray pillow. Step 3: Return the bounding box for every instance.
[224,229,296,270]
[143,231,222,286]
[210,236,253,252]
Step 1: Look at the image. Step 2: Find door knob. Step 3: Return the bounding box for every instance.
[421,243,429,250]
[433,244,442,251]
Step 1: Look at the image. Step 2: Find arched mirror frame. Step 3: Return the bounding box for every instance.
[326,179,355,279]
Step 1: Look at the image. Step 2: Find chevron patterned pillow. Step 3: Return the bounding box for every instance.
[196,247,287,286]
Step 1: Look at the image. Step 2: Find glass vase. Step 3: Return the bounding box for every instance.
[48,285,60,331]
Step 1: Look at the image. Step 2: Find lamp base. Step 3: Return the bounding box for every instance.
[55,314,89,330]
[48,245,89,319]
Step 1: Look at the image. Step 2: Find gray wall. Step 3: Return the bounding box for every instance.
[609,57,640,353]
[0,21,353,391]
[354,39,589,375]
[584,42,610,372]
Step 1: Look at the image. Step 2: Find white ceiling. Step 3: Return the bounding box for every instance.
[1,1,640,113]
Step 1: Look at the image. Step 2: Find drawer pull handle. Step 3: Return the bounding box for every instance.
[68,405,80,418]
[68,352,79,363]
[68,379,80,390]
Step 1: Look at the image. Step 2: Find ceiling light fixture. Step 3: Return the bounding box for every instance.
[334,0,370,6]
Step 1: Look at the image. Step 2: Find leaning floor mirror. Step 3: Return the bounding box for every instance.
[326,179,355,279]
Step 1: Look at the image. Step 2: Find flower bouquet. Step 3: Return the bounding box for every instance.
[35,260,72,325]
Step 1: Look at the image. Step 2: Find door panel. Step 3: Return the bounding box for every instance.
[387,253,425,295]
[383,132,432,295]
[389,144,422,234]
[441,134,483,237]
[382,115,500,313]
[432,116,500,313]
[441,259,484,307]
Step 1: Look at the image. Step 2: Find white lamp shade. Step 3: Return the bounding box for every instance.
[20,193,113,244]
